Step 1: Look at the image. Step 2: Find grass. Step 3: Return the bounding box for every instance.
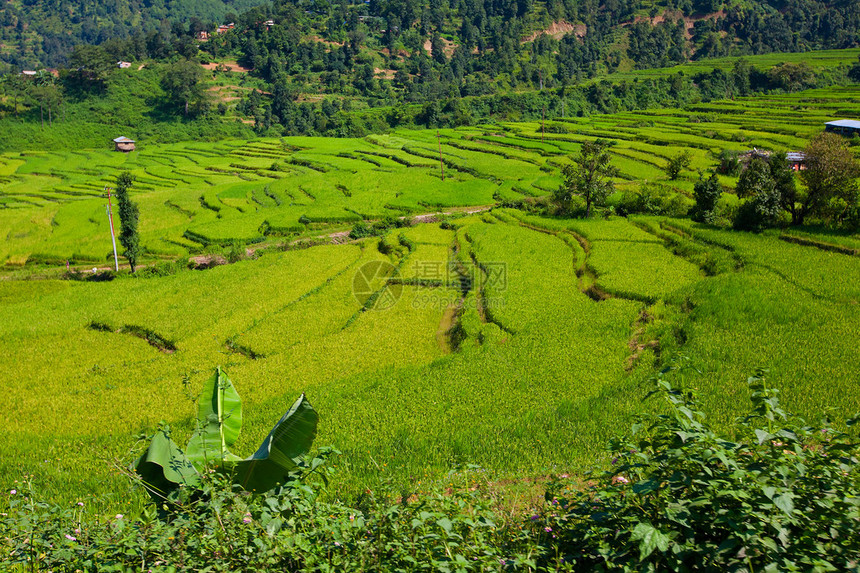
[1,86,859,519]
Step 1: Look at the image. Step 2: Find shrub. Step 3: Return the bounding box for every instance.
[665,151,692,180]
[540,366,860,571]
[715,149,740,176]
[690,173,723,223]
[348,221,373,239]
[617,183,688,217]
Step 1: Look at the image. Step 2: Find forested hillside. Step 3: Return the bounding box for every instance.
[0,0,268,69]
[2,0,858,71]
[0,0,859,147]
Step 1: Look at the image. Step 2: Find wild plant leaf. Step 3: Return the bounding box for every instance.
[230,393,318,492]
[134,430,201,501]
[755,429,774,445]
[186,366,243,466]
[631,522,669,560]
[774,493,795,515]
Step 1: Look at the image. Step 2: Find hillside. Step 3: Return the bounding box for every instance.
[0,0,268,69]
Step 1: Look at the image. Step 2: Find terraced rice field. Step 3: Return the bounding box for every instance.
[3,87,859,269]
[1,88,859,513]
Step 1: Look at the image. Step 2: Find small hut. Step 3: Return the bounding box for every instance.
[825,119,860,137]
[786,152,806,171]
[113,136,136,152]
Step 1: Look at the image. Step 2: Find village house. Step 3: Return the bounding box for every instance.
[786,152,806,171]
[216,23,235,34]
[738,148,805,170]
[117,61,132,69]
[196,30,210,41]
[824,119,860,137]
[113,136,136,152]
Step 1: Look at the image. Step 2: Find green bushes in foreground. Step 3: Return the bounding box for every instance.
[3,367,859,571]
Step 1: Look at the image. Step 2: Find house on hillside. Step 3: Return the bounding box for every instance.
[117,61,132,69]
[196,30,210,40]
[825,119,860,137]
[738,148,771,168]
[113,136,136,152]
[217,23,235,34]
[786,152,806,171]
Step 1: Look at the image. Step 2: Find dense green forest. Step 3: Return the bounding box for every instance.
[1,3,859,149]
[3,0,859,74]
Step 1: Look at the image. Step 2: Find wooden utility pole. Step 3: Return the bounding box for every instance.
[436,131,445,181]
[104,187,119,271]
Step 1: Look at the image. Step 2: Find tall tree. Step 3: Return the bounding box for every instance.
[734,157,782,231]
[691,172,722,223]
[768,152,799,224]
[554,139,618,217]
[798,133,860,225]
[160,59,209,116]
[115,171,140,272]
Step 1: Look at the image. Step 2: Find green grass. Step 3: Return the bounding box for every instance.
[1,86,860,517]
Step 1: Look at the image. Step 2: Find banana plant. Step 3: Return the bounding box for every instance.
[134,366,318,501]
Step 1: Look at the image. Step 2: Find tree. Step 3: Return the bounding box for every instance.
[66,45,114,91]
[691,172,722,223]
[115,171,140,272]
[554,139,618,217]
[797,133,860,225]
[665,150,692,180]
[768,152,799,224]
[160,59,209,116]
[767,62,815,93]
[733,158,782,231]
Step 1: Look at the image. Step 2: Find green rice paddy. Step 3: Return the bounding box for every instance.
[1,88,859,514]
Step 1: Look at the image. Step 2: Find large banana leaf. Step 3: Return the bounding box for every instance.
[135,430,200,502]
[186,366,243,466]
[230,393,318,492]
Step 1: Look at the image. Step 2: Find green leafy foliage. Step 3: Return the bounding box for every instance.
[5,369,860,571]
[734,157,782,231]
[134,366,318,500]
[541,367,860,571]
[114,171,140,272]
[691,172,722,223]
[665,150,692,180]
[554,139,618,217]
[798,132,860,226]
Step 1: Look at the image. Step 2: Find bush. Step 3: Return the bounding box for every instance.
[617,183,688,217]
[540,366,860,571]
[348,221,373,239]
[665,151,692,180]
[715,149,741,176]
[690,173,723,223]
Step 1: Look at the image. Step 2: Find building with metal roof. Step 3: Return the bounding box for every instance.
[825,120,860,136]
